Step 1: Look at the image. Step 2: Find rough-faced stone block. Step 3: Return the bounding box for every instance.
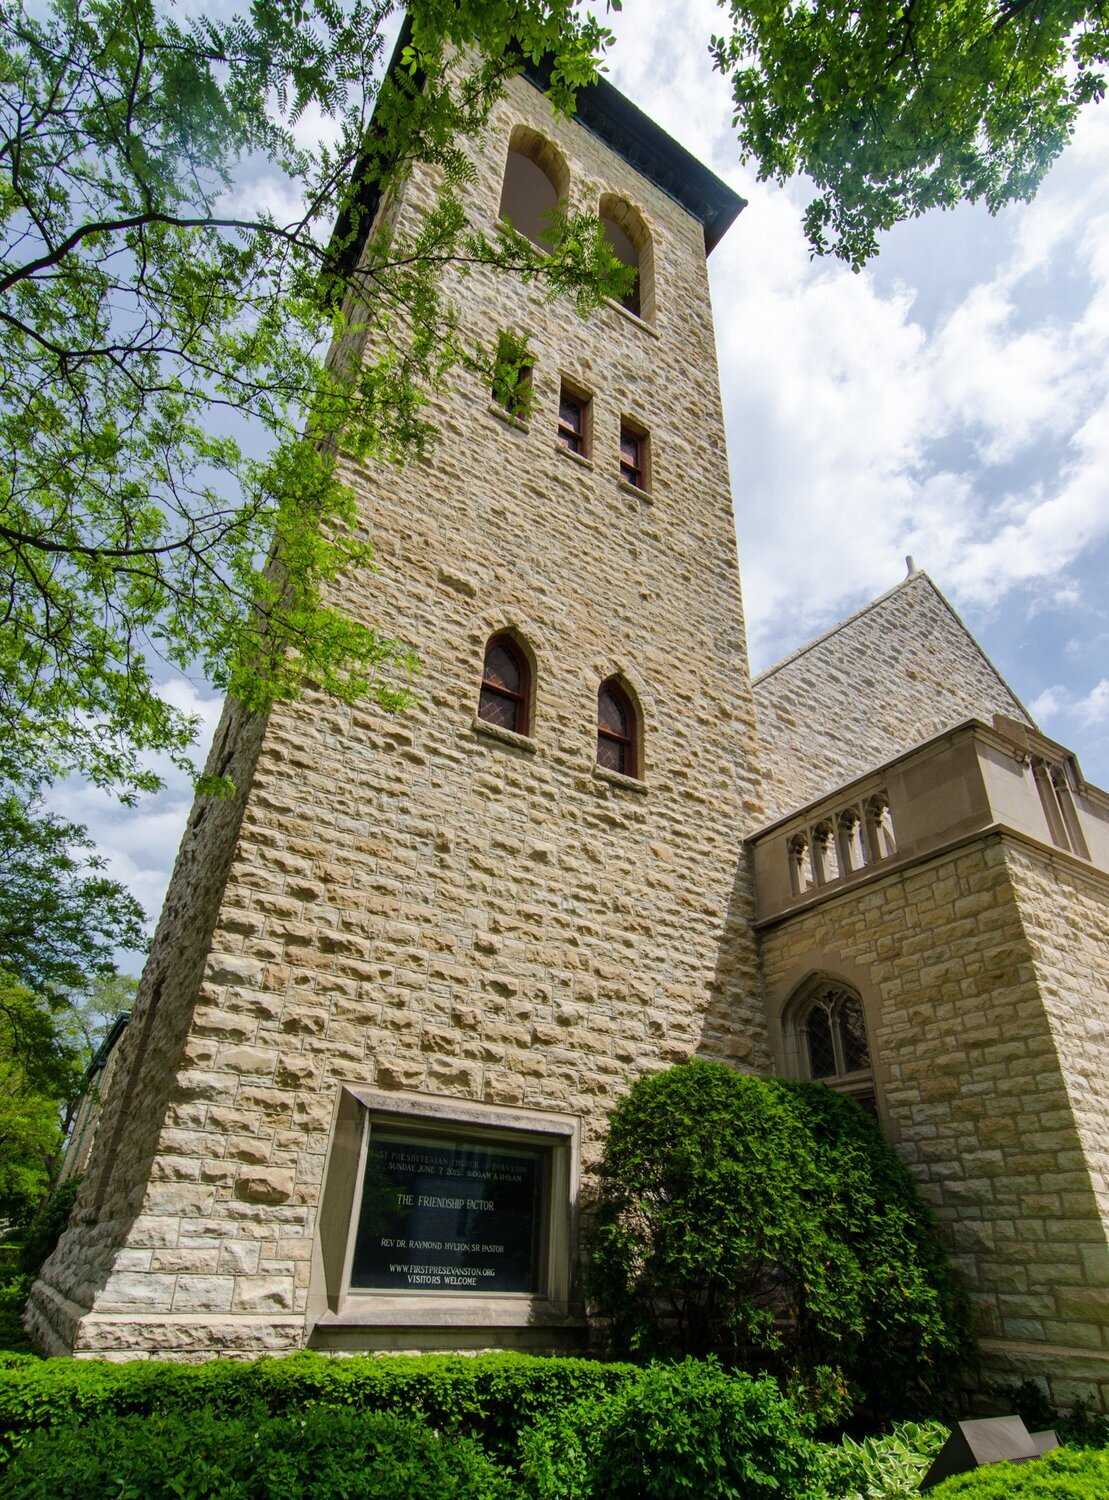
[236,1168,294,1205]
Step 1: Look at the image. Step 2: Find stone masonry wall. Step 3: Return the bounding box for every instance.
[1006,845,1109,1310]
[27,699,278,1356]
[30,72,767,1357]
[753,573,1031,822]
[758,834,1109,1410]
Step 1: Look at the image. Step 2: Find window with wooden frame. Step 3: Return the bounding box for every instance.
[557,382,591,457]
[597,678,638,777]
[478,634,531,735]
[619,421,648,491]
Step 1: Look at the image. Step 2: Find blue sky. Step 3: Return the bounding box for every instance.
[47,1,1109,969]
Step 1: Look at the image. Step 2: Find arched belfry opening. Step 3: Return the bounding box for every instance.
[498,126,569,251]
[599,193,654,322]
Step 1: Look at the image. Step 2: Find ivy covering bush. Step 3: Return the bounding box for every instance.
[585,1060,971,1413]
[519,1358,823,1500]
[0,1350,638,1462]
[1,1406,516,1499]
[928,1446,1109,1498]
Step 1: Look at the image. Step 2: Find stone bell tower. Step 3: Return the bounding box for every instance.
[28,53,765,1358]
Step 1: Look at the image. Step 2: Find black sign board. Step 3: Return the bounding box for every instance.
[350,1130,546,1293]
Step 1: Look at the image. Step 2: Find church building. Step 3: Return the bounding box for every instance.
[28,45,1109,1413]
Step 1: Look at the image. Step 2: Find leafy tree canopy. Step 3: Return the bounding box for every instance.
[0,0,629,800]
[0,970,84,1219]
[0,785,146,1002]
[0,792,141,1220]
[711,1,1108,267]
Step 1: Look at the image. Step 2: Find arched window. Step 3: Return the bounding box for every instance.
[792,981,876,1112]
[478,634,530,735]
[597,678,638,778]
[498,127,568,251]
[599,194,654,322]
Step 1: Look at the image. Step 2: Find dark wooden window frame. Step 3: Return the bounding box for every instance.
[557,382,591,457]
[597,677,638,778]
[478,633,531,736]
[619,421,648,491]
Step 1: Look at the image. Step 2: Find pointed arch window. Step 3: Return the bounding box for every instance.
[793,982,876,1113]
[597,678,638,778]
[479,634,530,736]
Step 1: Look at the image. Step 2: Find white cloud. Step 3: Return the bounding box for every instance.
[1030,685,1069,720]
[1075,678,1109,725]
[670,31,1109,661]
[1024,676,1109,731]
[928,282,1080,465]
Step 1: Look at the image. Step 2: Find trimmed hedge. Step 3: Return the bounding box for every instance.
[2,1406,517,1499]
[929,1446,1109,1498]
[520,1359,823,1499]
[0,1350,639,1462]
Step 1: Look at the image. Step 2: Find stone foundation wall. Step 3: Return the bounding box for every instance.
[28,71,766,1358]
[758,833,1109,1411]
[753,574,1031,821]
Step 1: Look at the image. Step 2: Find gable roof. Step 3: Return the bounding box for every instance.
[751,570,1036,822]
[754,569,1034,722]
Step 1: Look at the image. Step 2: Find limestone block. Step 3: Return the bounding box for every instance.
[375,1058,425,1090]
[173,1276,235,1312]
[219,1241,263,1276]
[232,1276,295,1313]
[131,1217,180,1248]
[174,1071,232,1103]
[217,1045,278,1076]
[274,1054,321,1089]
[207,954,266,988]
[100,1273,178,1310]
[236,1168,295,1205]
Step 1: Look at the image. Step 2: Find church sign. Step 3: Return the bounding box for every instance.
[350,1131,547,1294]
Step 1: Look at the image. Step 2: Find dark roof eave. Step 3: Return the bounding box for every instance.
[519,54,745,253]
[328,19,745,283]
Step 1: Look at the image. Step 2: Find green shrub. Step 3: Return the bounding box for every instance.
[2,1404,517,1498]
[0,1349,639,1462]
[818,1419,948,1498]
[586,1060,971,1414]
[520,1359,822,1500]
[928,1446,1109,1498]
[0,1276,32,1356]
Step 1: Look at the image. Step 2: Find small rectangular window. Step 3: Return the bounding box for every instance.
[491,330,533,421]
[619,421,648,491]
[557,380,591,458]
